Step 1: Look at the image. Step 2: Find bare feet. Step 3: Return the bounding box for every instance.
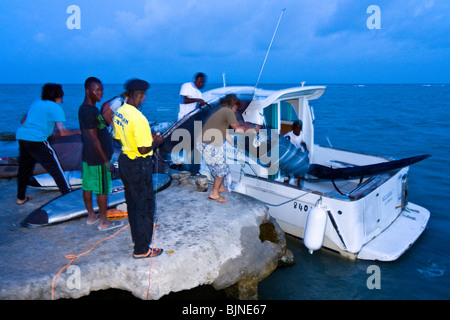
[17,196,31,205]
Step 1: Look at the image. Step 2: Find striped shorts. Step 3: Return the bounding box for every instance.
[81,162,112,195]
[196,142,230,178]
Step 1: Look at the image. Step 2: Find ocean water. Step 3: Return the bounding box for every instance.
[1,83,449,300]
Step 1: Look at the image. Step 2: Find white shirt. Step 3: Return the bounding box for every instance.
[109,96,125,113]
[284,130,306,152]
[104,96,125,135]
[178,82,202,120]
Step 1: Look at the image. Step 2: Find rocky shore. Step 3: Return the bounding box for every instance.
[0,174,292,300]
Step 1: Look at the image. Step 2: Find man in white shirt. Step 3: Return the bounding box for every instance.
[178,72,206,120]
[283,120,308,187]
[284,120,308,153]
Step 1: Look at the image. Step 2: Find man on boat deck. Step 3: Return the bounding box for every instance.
[78,77,122,231]
[284,120,308,153]
[197,94,257,203]
[283,120,308,186]
[178,72,206,120]
[113,79,164,259]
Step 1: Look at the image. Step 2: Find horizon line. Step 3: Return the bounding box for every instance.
[0,82,448,86]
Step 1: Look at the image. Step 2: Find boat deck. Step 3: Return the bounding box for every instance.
[302,172,395,200]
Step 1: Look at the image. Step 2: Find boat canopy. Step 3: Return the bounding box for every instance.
[202,86,326,110]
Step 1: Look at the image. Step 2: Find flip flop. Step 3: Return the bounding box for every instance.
[17,196,31,205]
[98,220,124,232]
[133,248,163,259]
[87,215,100,225]
[208,196,228,203]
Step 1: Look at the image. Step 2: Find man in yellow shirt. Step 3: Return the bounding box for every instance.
[113,79,164,259]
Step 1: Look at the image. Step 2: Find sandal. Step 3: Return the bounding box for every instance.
[208,196,228,203]
[98,220,124,231]
[133,248,163,259]
[87,215,100,225]
[17,196,31,205]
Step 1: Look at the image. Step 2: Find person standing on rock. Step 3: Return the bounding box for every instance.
[16,83,80,205]
[197,94,257,203]
[113,79,164,259]
[78,77,123,231]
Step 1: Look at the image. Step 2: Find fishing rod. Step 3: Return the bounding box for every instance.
[253,8,286,96]
[155,9,287,164]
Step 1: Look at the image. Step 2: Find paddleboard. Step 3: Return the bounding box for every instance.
[22,173,172,228]
[29,170,83,190]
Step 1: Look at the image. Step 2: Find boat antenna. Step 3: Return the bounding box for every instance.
[253,8,286,96]
[222,72,226,87]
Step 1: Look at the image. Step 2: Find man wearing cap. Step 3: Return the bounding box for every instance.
[113,79,164,259]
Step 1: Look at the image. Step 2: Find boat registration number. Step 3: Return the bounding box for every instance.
[293,201,309,213]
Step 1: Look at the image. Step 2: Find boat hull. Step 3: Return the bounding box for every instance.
[226,146,430,261]
[156,85,431,261]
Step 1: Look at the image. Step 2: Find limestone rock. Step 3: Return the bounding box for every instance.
[0,178,287,300]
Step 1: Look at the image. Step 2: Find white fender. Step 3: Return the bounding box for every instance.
[303,203,327,254]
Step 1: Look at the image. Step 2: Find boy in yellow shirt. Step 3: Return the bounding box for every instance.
[113,79,164,259]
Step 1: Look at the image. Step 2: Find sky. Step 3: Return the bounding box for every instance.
[0,0,449,84]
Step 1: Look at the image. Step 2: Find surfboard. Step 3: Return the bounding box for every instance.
[306,154,431,180]
[22,173,172,228]
[28,170,83,190]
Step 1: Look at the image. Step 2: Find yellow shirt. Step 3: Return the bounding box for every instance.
[113,103,153,159]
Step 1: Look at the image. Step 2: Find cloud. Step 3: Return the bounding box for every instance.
[110,0,302,57]
[0,0,449,84]
[33,32,50,43]
[414,0,434,17]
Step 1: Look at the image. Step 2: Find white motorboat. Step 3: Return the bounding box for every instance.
[158,84,431,261]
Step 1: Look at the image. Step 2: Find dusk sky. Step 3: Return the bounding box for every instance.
[1,0,449,84]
